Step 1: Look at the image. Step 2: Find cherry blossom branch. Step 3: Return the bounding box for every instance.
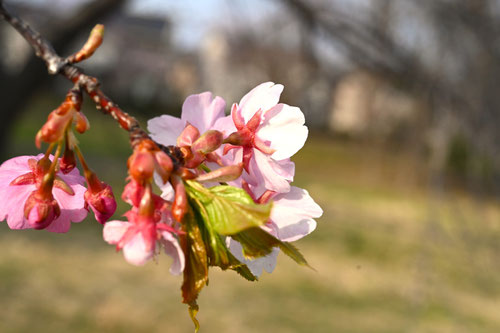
[0,2,173,155]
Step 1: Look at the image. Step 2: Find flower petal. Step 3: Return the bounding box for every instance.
[122,233,154,266]
[271,187,323,242]
[47,182,87,233]
[213,114,237,137]
[103,221,131,244]
[160,231,185,275]
[181,92,226,133]
[247,149,291,193]
[147,115,186,146]
[257,104,308,160]
[0,184,34,230]
[239,82,283,122]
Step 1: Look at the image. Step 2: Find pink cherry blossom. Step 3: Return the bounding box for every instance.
[215,82,308,193]
[0,154,87,232]
[147,92,226,147]
[103,210,184,273]
[228,186,322,277]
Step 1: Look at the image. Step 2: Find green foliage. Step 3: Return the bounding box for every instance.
[185,180,272,235]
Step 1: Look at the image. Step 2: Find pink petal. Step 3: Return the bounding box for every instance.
[213,114,237,137]
[160,231,185,275]
[270,187,323,242]
[147,115,186,146]
[0,184,35,230]
[257,104,308,160]
[181,92,226,133]
[123,233,154,266]
[239,82,284,122]
[46,182,87,233]
[247,149,291,193]
[103,221,131,244]
[0,155,33,174]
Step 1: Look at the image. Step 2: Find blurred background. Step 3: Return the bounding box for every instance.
[1,0,500,332]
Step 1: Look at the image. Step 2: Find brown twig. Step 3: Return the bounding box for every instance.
[0,2,158,152]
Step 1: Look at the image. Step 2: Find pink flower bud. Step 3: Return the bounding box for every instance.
[24,191,61,230]
[195,163,243,183]
[191,130,223,154]
[85,183,117,224]
[176,123,200,147]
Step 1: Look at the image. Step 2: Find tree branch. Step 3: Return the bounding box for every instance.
[0,2,149,149]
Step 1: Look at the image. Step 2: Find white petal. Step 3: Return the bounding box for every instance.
[160,232,185,275]
[123,233,154,266]
[270,187,323,241]
[239,82,283,122]
[248,149,291,193]
[103,221,131,244]
[257,104,308,160]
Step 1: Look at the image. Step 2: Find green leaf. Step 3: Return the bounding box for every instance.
[232,227,311,269]
[185,180,272,235]
[188,193,257,281]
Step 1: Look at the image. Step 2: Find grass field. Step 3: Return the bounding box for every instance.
[1,95,499,332]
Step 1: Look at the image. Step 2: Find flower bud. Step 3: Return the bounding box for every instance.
[177,123,200,147]
[24,191,60,230]
[195,163,243,183]
[171,176,187,223]
[129,150,155,181]
[191,130,223,154]
[223,131,252,148]
[60,146,77,174]
[35,102,75,148]
[122,178,143,207]
[74,112,90,134]
[85,183,117,224]
[154,151,173,183]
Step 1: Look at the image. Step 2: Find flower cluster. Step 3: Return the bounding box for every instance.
[0,6,322,331]
[0,89,117,232]
[0,81,321,332]
[149,82,322,277]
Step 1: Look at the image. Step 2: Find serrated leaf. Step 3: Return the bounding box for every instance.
[185,180,272,235]
[232,227,311,269]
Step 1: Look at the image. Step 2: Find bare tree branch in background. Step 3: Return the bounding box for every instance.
[282,0,500,193]
[0,0,127,159]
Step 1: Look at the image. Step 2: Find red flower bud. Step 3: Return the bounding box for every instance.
[74,112,90,134]
[171,176,187,223]
[85,183,117,224]
[154,151,173,183]
[35,102,76,148]
[60,146,77,174]
[129,150,155,181]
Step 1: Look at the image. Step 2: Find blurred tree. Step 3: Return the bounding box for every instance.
[281,0,500,193]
